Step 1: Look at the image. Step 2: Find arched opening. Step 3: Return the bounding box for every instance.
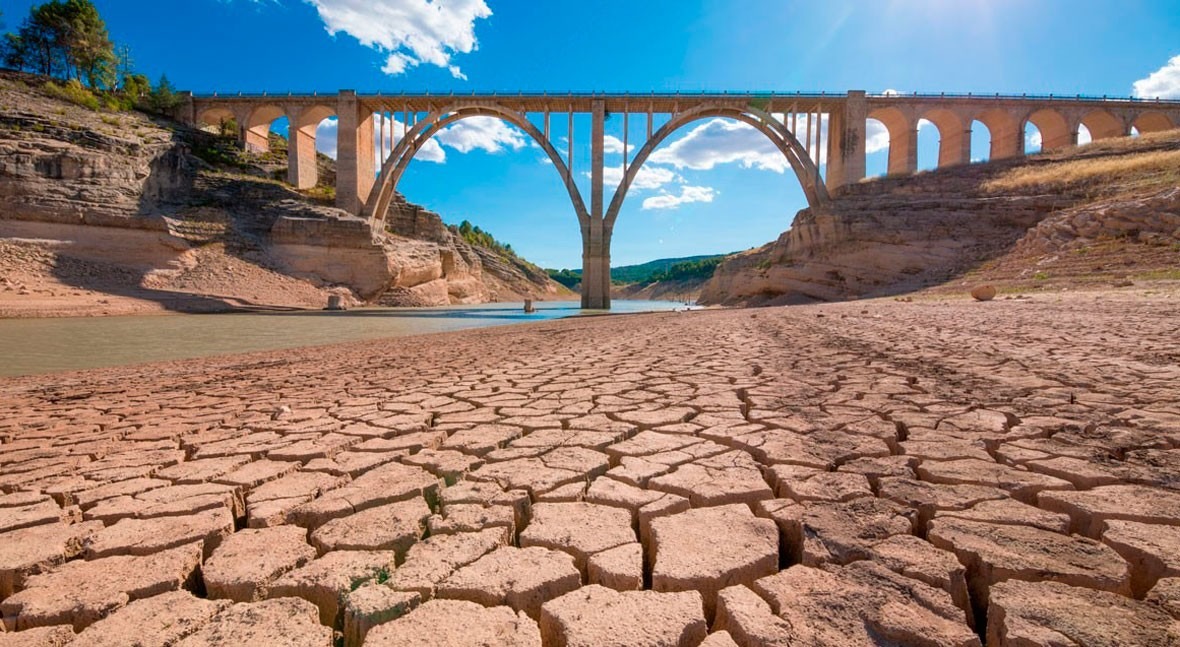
[1080,110,1124,141]
[287,105,336,190]
[974,108,1020,160]
[1026,109,1072,152]
[916,118,939,171]
[864,117,891,177]
[366,107,589,235]
[1077,124,1092,146]
[866,107,915,176]
[243,104,286,153]
[1024,120,1043,154]
[1133,112,1175,134]
[606,114,812,287]
[920,109,968,169]
[970,120,991,163]
[195,106,236,138]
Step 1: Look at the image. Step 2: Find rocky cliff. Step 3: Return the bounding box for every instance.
[700,130,1180,306]
[0,71,570,316]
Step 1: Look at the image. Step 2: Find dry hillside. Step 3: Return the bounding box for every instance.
[701,130,1180,306]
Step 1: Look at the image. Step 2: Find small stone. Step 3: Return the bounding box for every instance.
[970,285,997,301]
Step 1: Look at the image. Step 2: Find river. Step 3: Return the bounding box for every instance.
[0,301,694,378]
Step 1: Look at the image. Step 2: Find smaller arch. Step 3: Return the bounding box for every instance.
[195,106,235,136]
[867,106,916,175]
[1133,111,1175,134]
[973,108,1021,159]
[288,104,337,189]
[1026,108,1073,151]
[243,104,286,153]
[920,108,969,168]
[1079,109,1124,141]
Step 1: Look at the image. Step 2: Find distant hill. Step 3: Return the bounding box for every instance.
[547,254,732,289]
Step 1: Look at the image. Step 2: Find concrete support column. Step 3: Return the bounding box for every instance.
[582,99,610,309]
[826,91,867,189]
[887,121,917,175]
[336,91,375,216]
[287,109,317,189]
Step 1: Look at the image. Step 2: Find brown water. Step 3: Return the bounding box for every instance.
[0,301,692,377]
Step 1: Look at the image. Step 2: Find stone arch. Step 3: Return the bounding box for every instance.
[973,108,1021,159]
[362,105,589,229]
[195,106,235,136]
[919,108,968,168]
[1133,111,1175,133]
[243,104,287,153]
[604,105,827,232]
[288,104,337,189]
[866,106,915,175]
[1080,109,1124,141]
[1026,108,1072,151]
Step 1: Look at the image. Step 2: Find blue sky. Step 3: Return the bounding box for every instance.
[3,0,1179,268]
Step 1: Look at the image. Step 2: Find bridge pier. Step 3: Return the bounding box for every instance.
[826,91,867,190]
[336,90,375,216]
[582,99,612,309]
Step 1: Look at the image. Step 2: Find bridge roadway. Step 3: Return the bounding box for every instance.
[178,90,1180,309]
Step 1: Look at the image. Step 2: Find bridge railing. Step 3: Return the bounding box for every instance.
[186,90,1180,105]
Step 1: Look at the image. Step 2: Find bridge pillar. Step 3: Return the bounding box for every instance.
[826,91,867,190]
[582,99,611,309]
[287,107,318,189]
[336,91,375,216]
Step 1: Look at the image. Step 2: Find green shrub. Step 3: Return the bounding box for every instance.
[43,79,100,110]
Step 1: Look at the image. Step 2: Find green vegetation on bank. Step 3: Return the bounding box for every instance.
[1,1,178,113]
[546,253,732,288]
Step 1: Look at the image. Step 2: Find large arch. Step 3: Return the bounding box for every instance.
[866,106,915,175]
[604,105,827,232]
[1079,109,1124,141]
[362,104,590,230]
[195,106,236,136]
[243,104,286,153]
[1133,111,1175,133]
[1025,108,1072,151]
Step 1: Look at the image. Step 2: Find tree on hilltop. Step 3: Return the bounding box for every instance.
[3,0,115,88]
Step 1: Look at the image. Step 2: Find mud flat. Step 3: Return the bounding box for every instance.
[2,289,1179,645]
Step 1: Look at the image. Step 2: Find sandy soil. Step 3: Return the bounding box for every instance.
[2,290,1179,644]
[0,238,340,318]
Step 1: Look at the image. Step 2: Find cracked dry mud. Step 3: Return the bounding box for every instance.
[2,291,1180,646]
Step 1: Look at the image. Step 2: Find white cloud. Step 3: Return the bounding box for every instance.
[650,119,791,173]
[316,118,338,158]
[435,116,528,154]
[598,164,682,191]
[865,119,890,154]
[918,118,934,131]
[304,0,491,79]
[642,185,717,210]
[1133,55,1180,99]
[881,88,905,97]
[314,116,447,163]
[603,135,633,155]
[1026,129,1042,150]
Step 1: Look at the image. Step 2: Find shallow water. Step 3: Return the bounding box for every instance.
[0,300,694,377]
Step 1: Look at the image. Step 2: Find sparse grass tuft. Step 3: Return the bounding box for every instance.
[983,148,1180,197]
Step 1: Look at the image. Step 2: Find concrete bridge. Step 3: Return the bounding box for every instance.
[178,91,1180,309]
